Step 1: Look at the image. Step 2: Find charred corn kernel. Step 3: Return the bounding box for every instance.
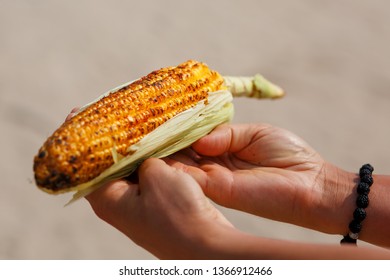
[33,60,225,193]
[33,59,284,199]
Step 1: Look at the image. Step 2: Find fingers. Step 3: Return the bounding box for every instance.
[140,158,235,230]
[85,179,139,227]
[137,158,171,194]
[163,156,209,189]
[138,158,204,199]
[191,124,231,156]
[65,107,80,121]
[86,158,199,219]
[192,123,271,156]
[86,179,138,205]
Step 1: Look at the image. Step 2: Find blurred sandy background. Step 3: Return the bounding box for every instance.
[1,0,389,259]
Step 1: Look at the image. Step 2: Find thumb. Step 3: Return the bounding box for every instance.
[138,158,204,198]
[191,124,233,156]
[85,179,139,230]
[192,123,269,156]
[163,157,208,189]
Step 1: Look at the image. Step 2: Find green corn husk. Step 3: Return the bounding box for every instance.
[65,74,283,204]
[67,90,233,204]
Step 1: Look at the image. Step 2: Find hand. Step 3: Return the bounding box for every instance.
[86,158,235,259]
[85,157,390,259]
[168,123,356,234]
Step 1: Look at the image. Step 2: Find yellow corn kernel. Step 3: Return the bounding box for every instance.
[33,60,225,193]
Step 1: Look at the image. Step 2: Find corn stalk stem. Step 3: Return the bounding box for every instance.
[224,74,285,99]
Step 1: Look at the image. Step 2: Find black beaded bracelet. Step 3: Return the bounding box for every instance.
[340,164,374,245]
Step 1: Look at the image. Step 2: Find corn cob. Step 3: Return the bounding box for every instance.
[33,60,284,201]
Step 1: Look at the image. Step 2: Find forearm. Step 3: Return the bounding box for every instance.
[357,174,390,247]
[206,228,390,259]
[316,163,390,247]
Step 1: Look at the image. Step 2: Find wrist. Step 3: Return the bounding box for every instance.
[310,162,357,235]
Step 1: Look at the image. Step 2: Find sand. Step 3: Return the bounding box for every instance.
[1,0,389,259]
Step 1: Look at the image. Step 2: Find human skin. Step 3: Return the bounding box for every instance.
[169,124,390,248]
[86,123,390,259]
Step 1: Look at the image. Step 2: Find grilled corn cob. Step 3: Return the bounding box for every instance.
[33,60,284,201]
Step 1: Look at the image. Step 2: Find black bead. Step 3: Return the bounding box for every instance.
[360,174,373,186]
[349,220,362,233]
[353,208,366,222]
[356,194,369,208]
[340,235,357,245]
[357,182,370,195]
[360,164,374,173]
[340,164,374,245]
[359,168,372,177]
